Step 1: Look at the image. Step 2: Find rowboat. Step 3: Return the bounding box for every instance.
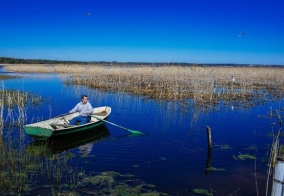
[26,125,110,155]
[24,106,111,141]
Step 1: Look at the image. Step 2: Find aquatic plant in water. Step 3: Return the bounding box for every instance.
[219,144,232,150]
[192,188,212,196]
[76,171,165,195]
[205,167,226,172]
[245,144,258,151]
[1,141,164,195]
[232,155,238,160]
[237,154,256,160]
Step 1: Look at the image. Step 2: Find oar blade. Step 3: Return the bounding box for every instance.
[128,129,145,135]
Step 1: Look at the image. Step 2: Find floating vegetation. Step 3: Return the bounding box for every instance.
[192,188,212,196]
[232,155,238,160]
[237,154,256,160]
[245,144,258,151]
[1,135,164,195]
[205,167,226,172]
[220,144,232,150]
[76,171,166,195]
[1,133,86,195]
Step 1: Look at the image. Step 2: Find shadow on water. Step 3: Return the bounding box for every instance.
[27,125,110,155]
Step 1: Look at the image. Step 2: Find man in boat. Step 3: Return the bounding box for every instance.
[69,95,93,125]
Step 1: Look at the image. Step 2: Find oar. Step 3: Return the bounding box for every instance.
[92,115,145,135]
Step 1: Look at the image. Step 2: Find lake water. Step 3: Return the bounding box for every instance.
[1,70,283,195]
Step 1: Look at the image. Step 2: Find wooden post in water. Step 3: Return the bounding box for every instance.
[205,149,212,175]
[206,126,212,150]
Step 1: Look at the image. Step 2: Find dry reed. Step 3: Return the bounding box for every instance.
[4,64,284,109]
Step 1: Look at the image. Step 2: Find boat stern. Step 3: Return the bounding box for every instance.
[24,126,53,140]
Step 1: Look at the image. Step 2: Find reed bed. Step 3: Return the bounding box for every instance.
[4,64,284,109]
[0,84,84,194]
[0,83,42,134]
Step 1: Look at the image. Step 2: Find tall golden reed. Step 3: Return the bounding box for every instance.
[4,64,284,108]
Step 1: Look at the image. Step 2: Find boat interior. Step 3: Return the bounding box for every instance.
[26,106,111,130]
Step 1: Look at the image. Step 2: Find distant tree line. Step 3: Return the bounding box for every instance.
[0,57,199,66]
[0,57,86,64]
[0,57,282,67]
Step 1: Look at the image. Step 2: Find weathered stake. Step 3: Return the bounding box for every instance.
[206,126,212,150]
[205,149,212,175]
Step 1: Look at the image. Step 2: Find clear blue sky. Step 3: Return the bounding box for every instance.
[0,0,284,65]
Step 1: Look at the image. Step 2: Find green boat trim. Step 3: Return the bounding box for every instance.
[26,125,110,155]
[24,106,111,141]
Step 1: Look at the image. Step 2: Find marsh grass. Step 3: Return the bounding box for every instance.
[0,83,44,194]
[1,138,163,195]
[4,64,284,109]
[0,81,162,195]
[0,138,85,195]
[0,83,42,134]
[0,74,19,80]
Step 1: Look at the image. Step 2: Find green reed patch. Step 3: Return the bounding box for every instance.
[75,171,165,195]
[205,167,226,172]
[232,155,238,160]
[192,188,212,196]
[237,154,256,160]
[244,144,258,151]
[219,144,232,150]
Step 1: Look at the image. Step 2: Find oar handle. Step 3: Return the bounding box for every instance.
[91,115,145,135]
[51,112,70,119]
[92,115,129,131]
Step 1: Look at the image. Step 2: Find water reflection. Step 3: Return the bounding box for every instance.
[27,125,110,154]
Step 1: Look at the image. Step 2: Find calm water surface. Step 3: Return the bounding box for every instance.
[2,71,283,195]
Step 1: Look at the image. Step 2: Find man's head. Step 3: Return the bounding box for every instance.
[81,95,88,104]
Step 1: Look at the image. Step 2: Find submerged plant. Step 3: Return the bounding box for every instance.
[232,155,238,160]
[220,144,232,150]
[205,167,226,172]
[238,154,256,160]
[245,144,258,151]
[75,171,165,195]
[192,188,212,196]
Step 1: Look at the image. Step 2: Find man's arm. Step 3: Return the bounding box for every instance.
[69,103,79,113]
[86,103,93,115]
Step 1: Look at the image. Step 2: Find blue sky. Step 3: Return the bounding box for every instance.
[0,0,284,65]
